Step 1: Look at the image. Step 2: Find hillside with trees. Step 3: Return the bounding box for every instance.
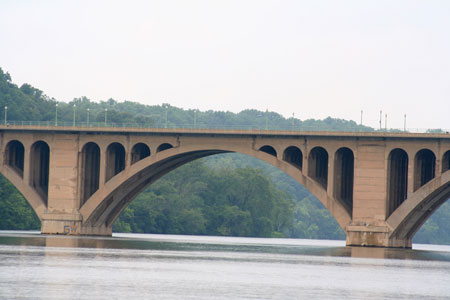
[0,67,448,244]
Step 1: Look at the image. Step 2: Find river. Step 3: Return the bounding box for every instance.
[1,231,450,299]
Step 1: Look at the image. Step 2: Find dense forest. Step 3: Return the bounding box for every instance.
[0,67,449,244]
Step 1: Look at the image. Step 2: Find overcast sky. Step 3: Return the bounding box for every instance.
[1,0,449,130]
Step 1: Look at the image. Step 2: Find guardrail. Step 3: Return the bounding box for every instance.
[0,120,448,134]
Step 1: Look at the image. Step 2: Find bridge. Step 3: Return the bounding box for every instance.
[1,125,449,248]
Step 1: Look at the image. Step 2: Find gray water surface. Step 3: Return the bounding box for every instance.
[1,231,450,299]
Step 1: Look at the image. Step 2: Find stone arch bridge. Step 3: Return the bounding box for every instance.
[1,125,450,248]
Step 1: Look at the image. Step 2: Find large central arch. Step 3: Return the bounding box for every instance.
[79,145,352,234]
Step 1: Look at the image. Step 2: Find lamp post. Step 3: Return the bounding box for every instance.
[73,104,76,127]
[379,110,382,130]
[265,109,268,131]
[104,108,108,126]
[360,110,363,126]
[4,106,7,125]
[404,114,407,132]
[292,112,295,130]
[87,108,90,126]
[193,110,197,129]
[385,114,387,131]
[55,103,58,126]
[165,106,168,129]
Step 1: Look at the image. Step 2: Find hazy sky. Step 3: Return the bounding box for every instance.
[1,0,449,129]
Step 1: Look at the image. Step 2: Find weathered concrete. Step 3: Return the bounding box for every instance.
[1,125,449,247]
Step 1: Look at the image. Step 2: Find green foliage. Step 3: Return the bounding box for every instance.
[0,175,40,230]
[113,161,296,238]
[413,202,450,244]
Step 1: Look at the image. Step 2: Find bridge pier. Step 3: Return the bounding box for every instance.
[346,225,411,248]
[41,213,112,236]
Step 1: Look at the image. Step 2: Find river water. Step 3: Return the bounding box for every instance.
[1,231,450,299]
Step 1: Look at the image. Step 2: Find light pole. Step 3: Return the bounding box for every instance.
[404,114,407,132]
[360,110,363,126]
[265,109,268,130]
[4,106,7,125]
[87,108,90,126]
[379,110,382,130]
[385,114,387,131]
[292,112,295,130]
[73,104,76,127]
[55,103,58,126]
[193,110,197,129]
[104,108,108,126]
[165,106,168,129]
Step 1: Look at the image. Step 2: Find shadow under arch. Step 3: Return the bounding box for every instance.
[387,169,450,244]
[4,140,25,177]
[79,145,352,233]
[29,140,50,206]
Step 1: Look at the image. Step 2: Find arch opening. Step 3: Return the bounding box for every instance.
[259,145,277,157]
[308,147,328,188]
[157,143,173,153]
[414,149,436,191]
[443,150,450,173]
[103,151,345,239]
[81,142,100,205]
[334,147,354,213]
[388,148,408,216]
[5,140,25,177]
[30,141,50,205]
[106,143,125,182]
[283,146,302,170]
[131,143,150,165]
[81,147,349,239]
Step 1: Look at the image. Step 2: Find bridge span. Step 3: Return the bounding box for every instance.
[1,125,449,248]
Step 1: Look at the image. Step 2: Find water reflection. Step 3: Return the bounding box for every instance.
[1,231,450,262]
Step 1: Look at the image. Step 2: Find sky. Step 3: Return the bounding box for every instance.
[0,0,449,130]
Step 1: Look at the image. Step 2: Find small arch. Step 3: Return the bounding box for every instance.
[131,143,151,165]
[259,145,277,157]
[106,142,125,182]
[308,146,328,188]
[334,147,354,213]
[388,148,408,216]
[81,142,100,205]
[283,146,302,170]
[4,140,25,177]
[30,141,50,205]
[414,149,436,191]
[443,150,450,173]
[157,143,173,153]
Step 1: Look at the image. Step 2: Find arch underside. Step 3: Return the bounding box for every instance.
[80,147,352,232]
[388,170,450,241]
[0,165,47,218]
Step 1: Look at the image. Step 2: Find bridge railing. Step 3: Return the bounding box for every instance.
[0,120,448,134]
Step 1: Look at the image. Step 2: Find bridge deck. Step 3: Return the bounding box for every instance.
[1,124,449,139]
